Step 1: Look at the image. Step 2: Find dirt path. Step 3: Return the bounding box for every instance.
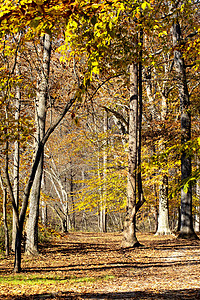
[0,232,200,299]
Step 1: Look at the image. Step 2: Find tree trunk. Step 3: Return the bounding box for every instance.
[121,63,139,248]
[99,209,107,233]
[194,207,200,232]
[154,206,158,233]
[1,184,9,256]
[156,95,171,235]
[12,62,21,251]
[26,161,43,254]
[195,185,200,232]
[13,227,22,273]
[41,201,48,226]
[97,143,103,232]
[100,110,108,233]
[64,175,70,232]
[70,164,76,230]
[172,21,198,239]
[195,157,200,232]
[137,29,145,208]
[40,169,48,226]
[4,74,77,273]
[155,175,171,235]
[157,70,171,235]
[26,34,51,254]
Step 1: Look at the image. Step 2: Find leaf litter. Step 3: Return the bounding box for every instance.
[0,232,200,299]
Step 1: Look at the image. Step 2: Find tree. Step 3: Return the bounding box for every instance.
[0,30,78,271]
[0,0,105,271]
[0,175,9,256]
[12,56,21,251]
[172,19,198,239]
[26,33,51,255]
[121,63,140,247]
[99,109,108,233]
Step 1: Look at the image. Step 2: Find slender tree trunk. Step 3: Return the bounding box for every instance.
[156,98,171,235]
[26,160,44,254]
[26,34,51,254]
[63,175,70,232]
[70,164,76,230]
[154,206,158,233]
[100,110,108,233]
[122,63,139,248]
[194,207,200,232]
[41,202,48,226]
[176,206,181,232]
[145,52,171,235]
[4,105,21,271]
[157,82,171,235]
[138,28,145,208]
[172,21,198,239]
[195,157,200,232]
[81,171,87,231]
[3,109,11,257]
[14,227,22,272]
[3,187,9,256]
[63,176,70,232]
[96,132,103,232]
[155,175,171,235]
[0,175,10,256]
[41,174,48,226]
[12,62,21,251]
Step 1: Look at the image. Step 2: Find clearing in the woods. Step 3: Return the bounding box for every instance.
[0,232,200,299]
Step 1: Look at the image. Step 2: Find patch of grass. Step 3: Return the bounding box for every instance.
[0,274,115,286]
[69,275,115,283]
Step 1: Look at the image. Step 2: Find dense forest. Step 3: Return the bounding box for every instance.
[0,0,199,273]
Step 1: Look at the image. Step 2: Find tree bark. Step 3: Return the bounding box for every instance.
[26,34,51,255]
[172,21,198,239]
[194,156,200,232]
[41,173,48,226]
[156,78,171,235]
[70,162,76,230]
[0,175,9,256]
[122,63,140,248]
[155,175,171,235]
[137,28,145,209]
[3,187,9,256]
[100,110,108,233]
[12,62,21,251]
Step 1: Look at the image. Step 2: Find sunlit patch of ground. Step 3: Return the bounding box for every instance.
[0,232,200,299]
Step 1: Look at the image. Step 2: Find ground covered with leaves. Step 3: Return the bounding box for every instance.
[0,232,200,299]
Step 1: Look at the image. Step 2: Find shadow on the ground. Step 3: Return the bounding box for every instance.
[19,258,200,274]
[1,238,200,275]
[1,288,200,299]
[38,239,200,254]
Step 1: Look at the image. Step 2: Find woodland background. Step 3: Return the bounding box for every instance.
[0,0,200,273]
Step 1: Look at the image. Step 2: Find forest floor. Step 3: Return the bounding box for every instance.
[0,232,200,299]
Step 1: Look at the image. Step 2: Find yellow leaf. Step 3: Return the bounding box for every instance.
[141,2,147,10]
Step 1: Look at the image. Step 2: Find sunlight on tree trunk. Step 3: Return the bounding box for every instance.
[155,175,171,235]
[26,34,51,255]
[122,63,140,248]
[12,62,21,251]
[172,21,198,240]
[100,109,108,233]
